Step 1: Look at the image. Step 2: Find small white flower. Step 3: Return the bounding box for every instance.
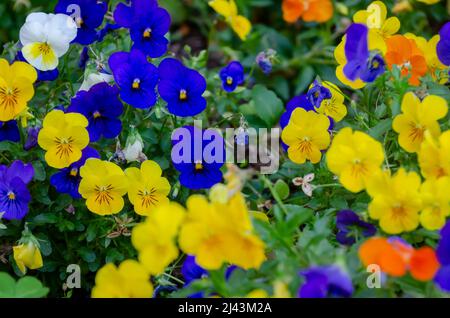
[79,72,114,92]
[19,12,77,71]
[123,128,145,163]
[292,173,315,197]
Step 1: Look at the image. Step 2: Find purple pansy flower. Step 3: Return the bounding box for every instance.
[158,58,207,117]
[171,126,224,190]
[67,82,123,142]
[109,49,159,109]
[0,121,20,143]
[24,126,40,151]
[113,0,171,58]
[307,80,332,108]
[435,221,450,292]
[0,160,34,220]
[220,61,245,92]
[344,23,385,83]
[437,22,450,66]
[336,210,376,245]
[55,0,108,45]
[50,147,100,199]
[298,265,353,298]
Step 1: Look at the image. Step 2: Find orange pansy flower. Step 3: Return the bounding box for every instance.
[359,237,440,281]
[385,35,428,86]
[282,0,333,23]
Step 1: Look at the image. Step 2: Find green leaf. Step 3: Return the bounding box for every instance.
[369,118,392,140]
[251,85,284,127]
[0,272,16,298]
[274,180,290,200]
[32,161,46,181]
[14,277,49,298]
[79,247,96,263]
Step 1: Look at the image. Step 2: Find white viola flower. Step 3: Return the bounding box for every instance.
[19,12,77,71]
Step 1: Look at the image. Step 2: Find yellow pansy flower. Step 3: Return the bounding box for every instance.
[418,130,450,179]
[37,110,90,169]
[179,193,265,270]
[209,0,251,40]
[393,92,448,153]
[326,127,385,193]
[132,202,185,275]
[0,59,37,122]
[125,160,171,216]
[314,81,347,122]
[353,1,400,40]
[246,289,269,298]
[92,260,153,298]
[79,159,129,215]
[420,177,450,231]
[281,108,331,164]
[13,241,43,274]
[366,168,422,234]
[417,0,441,4]
[334,30,387,89]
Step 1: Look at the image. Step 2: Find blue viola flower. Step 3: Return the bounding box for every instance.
[344,23,385,83]
[0,121,20,143]
[437,22,450,66]
[298,265,353,298]
[158,58,207,117]
[0,160,34,220]
[50,147,100,199]
[336,210,376,246]
[15,51,59,82]
[109,49,159,109]
[435,221,450,292]
[114,0,171,58]
[55,0,108,45]
[307,80,332,108]
[172,126,224,190]
[24,126,40,151]
[67,82,123,142]
[220,61,245,92]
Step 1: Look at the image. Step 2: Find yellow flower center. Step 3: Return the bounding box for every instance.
[143,28,152,38]
[195,161,204,171]
[138,188,158,208]
[297,137,312,154]
[93,111,101,119]
[392,204,407,219]
[351,159,368,177]
[75,16,84,28]
[0,86,19,110]
[226,76,233,85]
[94,184,114,205]
[132,79,141,90]
[179,89,187,101]
[54,136,75,159]
[38,43,52,55]
[372,60,379,68]
[408,122,425,143]
[7,191,15,200]
[70,168,78,177]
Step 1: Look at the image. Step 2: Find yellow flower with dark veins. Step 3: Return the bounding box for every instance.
[393,92,448,153]
[326,127,385,193]
[0,59,37,121]
[91,260,153,298]
[38,110,90,169]
[418,131,450,179]
[132,202,185,275]
[281,108,331,164]
[420,177,450,231]
[125,160,171,216]
[13,241,43,274]
[314,81,347,122]
[366,168,422,234]
[79,158,128,215]
[179,193,265,270]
